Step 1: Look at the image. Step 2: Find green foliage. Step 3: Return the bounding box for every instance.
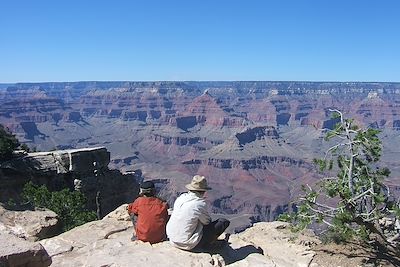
[321,227,354,244]
[277,213,293,222]
[331,111,341,119]
[0,124,20,160]
[394,206,400,218]
[284,110,398,246]
[22,182,97,231]
[7,198,17,208]
[278,211,311,232]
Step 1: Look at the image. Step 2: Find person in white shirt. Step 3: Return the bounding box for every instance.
[166,175,230,250]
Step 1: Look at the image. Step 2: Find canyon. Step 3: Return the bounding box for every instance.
[1,81,400,231]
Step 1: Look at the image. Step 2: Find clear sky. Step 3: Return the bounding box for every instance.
[1,0,399,83]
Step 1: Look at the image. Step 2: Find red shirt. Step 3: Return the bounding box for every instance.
[128,196,168,244]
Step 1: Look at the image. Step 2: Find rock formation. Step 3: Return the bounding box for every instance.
[38,204,319,267]
[0,204,60,242]
[0,147,141,217]
[0,231,51,267]
[1,204,398,267]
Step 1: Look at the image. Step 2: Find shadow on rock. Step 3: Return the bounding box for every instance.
[194,242,264,265]
[218,244,264,265]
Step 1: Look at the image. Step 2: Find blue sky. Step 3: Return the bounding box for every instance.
[0,0,399,82]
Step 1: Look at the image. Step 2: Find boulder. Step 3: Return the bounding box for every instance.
[102,203,131,221]
[0,205,61,241]
[50,147,110,174]
[227,221,318,267]
[0,232,51,267]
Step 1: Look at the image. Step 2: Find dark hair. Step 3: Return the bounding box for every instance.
[140,181,155,190]
[140,190,155,197]
[139,181,156,197]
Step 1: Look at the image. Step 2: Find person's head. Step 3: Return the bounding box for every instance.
[185,175,211,197]
[139,181,156,197]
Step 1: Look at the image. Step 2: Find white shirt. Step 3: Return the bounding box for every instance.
[166,192,211,250]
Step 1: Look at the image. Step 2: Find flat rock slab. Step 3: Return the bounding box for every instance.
[39,205,317,267]
[0,205,60,241]
[228,221,318,267]
[0,232,51,267]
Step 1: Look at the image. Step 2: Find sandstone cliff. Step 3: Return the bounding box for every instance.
[0,147,141,217]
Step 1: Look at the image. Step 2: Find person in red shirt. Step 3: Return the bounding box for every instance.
[127,181,169,244]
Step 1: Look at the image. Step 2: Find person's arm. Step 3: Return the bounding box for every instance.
[131,214,138,226]
[127,203,134,215]
[197,201,211,225]
[128,200,140,237]
[162,202,171,220]
[128,198,140,215]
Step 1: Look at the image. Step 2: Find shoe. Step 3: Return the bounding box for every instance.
[224,233,230,242]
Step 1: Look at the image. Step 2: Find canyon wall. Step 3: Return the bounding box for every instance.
[1,81,400,229]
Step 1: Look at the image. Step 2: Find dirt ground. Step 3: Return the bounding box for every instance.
[311,241,400,267]
[277,225,400,267]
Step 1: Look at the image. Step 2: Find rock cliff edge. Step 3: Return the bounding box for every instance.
[37,204,318,267]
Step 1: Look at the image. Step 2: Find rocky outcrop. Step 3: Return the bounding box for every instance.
[0,205,60,241]
[37,204,318,267]
[2,204,398,267]
[0,147,141,217]
[150,134,201,146]
[203,156,307,170]
[235,126,279,146]
[0,232,51,267]
[172,92,247,129]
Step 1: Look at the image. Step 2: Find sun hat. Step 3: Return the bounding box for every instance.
[185,175,212,191]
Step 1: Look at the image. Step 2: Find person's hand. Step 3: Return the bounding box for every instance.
[130,229,137,241]
[167,208,173,215]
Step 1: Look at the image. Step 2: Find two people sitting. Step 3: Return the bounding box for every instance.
[127,175,230,250]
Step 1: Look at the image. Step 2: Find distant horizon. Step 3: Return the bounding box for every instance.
[1,1,399,83]
[1,79,400,85]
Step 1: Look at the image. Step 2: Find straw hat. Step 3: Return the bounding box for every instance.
[185,175,212,191]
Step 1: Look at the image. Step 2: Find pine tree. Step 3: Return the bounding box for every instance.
[0,124,20,161]
[281,110,400,251]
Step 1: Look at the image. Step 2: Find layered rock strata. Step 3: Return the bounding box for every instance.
[0,147,141,217]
